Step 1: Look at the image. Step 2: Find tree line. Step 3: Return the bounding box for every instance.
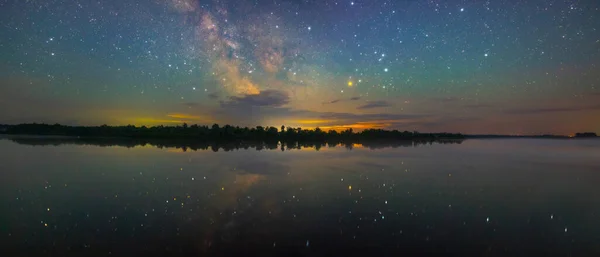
[0,123,465,141]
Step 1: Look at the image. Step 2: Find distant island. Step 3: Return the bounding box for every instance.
[0,123,464,143]
[467,132,597,139]
[574,132,598,138]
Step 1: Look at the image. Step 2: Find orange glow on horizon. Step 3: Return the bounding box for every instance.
[315,122,391,131]
[167,113,205,120]
[132,118,187,125]
[294,119,337,125]
[125,113,216,126]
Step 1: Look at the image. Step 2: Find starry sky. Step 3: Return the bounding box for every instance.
[1,0,599,135]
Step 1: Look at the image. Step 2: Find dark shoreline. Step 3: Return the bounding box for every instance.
[0,135,464,151]
[0,123,465,141]
[0,124,596,146]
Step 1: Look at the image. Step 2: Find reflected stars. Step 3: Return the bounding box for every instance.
[3,139,597,255]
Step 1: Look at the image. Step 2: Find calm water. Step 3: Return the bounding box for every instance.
[1,137,600,257]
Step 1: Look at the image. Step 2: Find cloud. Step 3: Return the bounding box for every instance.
[221,89,290,107]
[294,119,336,125]
[504,104,600,115]
[317,112,426,122]
[323,96,361,105]
[207,92,220,99]
[357,100,392,110]
[209,98,430,130]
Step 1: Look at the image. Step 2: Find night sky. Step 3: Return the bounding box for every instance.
[1,0,599,135]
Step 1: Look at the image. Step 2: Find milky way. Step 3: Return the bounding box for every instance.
[1,0,599,134]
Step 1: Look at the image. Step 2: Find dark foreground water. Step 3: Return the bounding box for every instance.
[1,137,600,257]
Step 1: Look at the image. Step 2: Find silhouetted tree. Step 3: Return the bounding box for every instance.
[0,123,466,144]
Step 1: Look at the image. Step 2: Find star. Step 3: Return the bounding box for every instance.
[0,0,596,136]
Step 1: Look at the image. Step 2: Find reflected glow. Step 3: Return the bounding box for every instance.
[2,138,600,256]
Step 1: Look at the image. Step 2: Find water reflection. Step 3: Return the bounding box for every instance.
[2,136,463,151]
[1,138,599,256]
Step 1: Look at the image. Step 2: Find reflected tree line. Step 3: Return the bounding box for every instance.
[1,123,464,141]
[3,136,463,151]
